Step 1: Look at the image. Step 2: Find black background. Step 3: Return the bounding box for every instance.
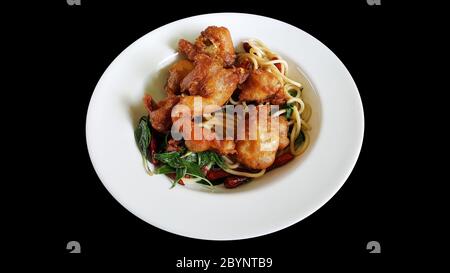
[10,0,430,268]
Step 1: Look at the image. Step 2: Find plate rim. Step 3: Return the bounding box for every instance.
[85,12,365,240]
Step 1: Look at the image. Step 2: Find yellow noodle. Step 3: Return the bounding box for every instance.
[235,39,312,166]
[301,103,312,122]
[223,168,266,178]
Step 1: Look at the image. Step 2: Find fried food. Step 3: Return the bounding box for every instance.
[178,26,236,66]
[144,95,180,133]
[135,27,313,189]
[185,135,236,155]
[180,121,236,155]
[180,54,224,96]
[178,55,248,114]
[238,69,287,105]
[235,106,289,169]
[165,59,194,96]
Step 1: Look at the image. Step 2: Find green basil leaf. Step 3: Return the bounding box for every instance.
[210,152,227,169]
[285,107,293,119]
[155,152,184,168]
[184,161,205,178]
[295,130,306,148]
[155,164,176,175]
[196,151,213,167]
[186,173,214,187]
[283,103,294,119]
[183,152,198,164]
[171,167,186,188]
[156,150,225,188]
[135,116,152,158]
[155,151,180,161]
[163,133,169,149]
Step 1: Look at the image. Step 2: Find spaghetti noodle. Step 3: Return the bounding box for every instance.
[238,39,311,157]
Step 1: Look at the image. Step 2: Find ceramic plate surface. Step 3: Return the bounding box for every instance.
[86,13,364,240]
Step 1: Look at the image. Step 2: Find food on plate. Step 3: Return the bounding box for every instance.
[135,26,311,189]
[178,26,236,66]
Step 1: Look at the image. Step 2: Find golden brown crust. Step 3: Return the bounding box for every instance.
[178,39,197,60]
[235,106,290,169]
[178,55,247,114]
[183,123,236,155]
[149,96,180,133]
[269,89,289,105]
[165,59,194,96]
[143,94,154,114]
[178,26,236,66]
[164,27,291,159]
[185,139,236,155]
[180,54,223,96]
[238,69,286,104]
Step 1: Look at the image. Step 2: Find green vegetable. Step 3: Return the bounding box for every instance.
[197,152,212,167]
[135,116,152,158]
[196,151,223,168]
[135,117,226,188]
[186,173,214,187]
[135,116,153,175]
[163,133,169,150]
[172,168,187,188]
[209,152,227,169]
[154,151,208,188]
[285,106,294,119]
[288,89,298,97]
[155,152,182,167]
[181,152,198,164]
[286,103,295,119]
[295,130,306,148]
[183,161,204,178]
[155,165,175,175]
[153,150,227,189]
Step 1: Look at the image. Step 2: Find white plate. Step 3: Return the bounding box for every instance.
[86,13,364,240]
